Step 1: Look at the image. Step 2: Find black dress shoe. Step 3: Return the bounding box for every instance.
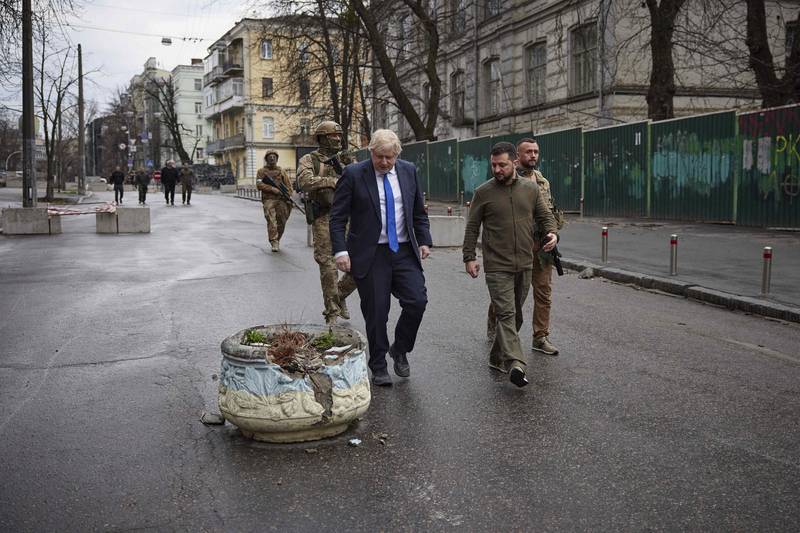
[372,370,393,386]
[390,345,410,377]
[509,366,529,388]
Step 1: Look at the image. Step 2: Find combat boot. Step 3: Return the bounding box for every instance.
[338,298,350,320]
[532,336,559,356]
[270,241,279,252]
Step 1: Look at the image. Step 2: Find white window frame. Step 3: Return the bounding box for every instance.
[526,42,547,106]
[260,39,273,60]
[194,78,202,91]
[262,116,275,139]
[571,23,597,96]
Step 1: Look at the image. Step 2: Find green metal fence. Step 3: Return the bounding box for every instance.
[536,127,583,211]
[402,141,429,194]
[427,138,459,201]
[458,136,492,201]
[738,106,800,228]
[650,111,737,222]
[583,121,649,217]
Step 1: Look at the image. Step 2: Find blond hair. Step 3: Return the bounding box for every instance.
[368,129,402,156]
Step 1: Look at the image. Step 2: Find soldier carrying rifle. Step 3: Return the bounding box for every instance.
[296,121,357,325]
[256,150,294,252]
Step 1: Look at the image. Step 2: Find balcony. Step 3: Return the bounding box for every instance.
[203,66,224,87]
[222,58,243,76]
[206,139,224,154]
[204,94,244,119]
[223,133,245,151]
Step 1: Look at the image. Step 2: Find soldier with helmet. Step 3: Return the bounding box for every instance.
[296,120,357,325]
[256,150,294,252]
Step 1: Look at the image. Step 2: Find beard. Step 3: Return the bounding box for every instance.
[494,171,514,184]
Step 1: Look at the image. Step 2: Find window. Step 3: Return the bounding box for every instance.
[196,148,204,159]
[262,117,274,139]
[526,42,547,105]
[194,78,202,91]
[451,70,464,124]
[571,23,597,95]
[299,78,310,104]
[299,43,310,63]
[398,15,412,57]
[232,78,243,96]
[196,125,203,137]
[194,102,202,113]
[451,0,467,34]
[484,59,500,116]
[300,119,311,136]
[262,77,273,98]
[261,39,273,59]
[485,0,500,19]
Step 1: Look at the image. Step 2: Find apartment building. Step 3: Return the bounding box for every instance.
[129,57,171,170]
[171,60,208,164]
[373,0,800,140]
[203,18,322,184]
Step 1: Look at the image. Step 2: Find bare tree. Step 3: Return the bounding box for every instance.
[351,0,442,141]
[249,6,371,148]
[643,0,688,120]
[746,0,800,107]
[144,77,197,164]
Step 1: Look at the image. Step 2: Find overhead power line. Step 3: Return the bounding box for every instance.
[66,23,208,43]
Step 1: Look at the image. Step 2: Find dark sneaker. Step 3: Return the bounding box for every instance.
[389,345,410,377]
[532,336,559,356]
[372,370,393,386]
[509,365,529,388]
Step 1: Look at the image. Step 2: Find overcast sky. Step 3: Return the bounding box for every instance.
[63,0,253,114]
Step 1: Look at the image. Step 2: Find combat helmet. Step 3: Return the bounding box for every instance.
[264,150,279,161]
[314,121,343,138]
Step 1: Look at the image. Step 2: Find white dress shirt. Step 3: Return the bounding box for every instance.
[376,166,408,245]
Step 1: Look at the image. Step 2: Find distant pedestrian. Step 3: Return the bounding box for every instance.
[462,142,558,388]
[179,162,195,205]
[134,168,151,205]
[160,160,178,206]
[110,165,125,204]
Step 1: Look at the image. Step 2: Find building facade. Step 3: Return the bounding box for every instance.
[203,18,323,184]
[171,60,208,164]
[372,0,800,140]
[129,57,171,171]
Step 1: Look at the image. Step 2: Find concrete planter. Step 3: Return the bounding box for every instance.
[218,323,371,443]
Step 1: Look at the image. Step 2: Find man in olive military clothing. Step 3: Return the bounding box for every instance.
[256,150,293,252]
[296,121,357,325]
[179,162,195,205]
[161,160,178,206]
[464,142,558,388]
[486,138,565,357]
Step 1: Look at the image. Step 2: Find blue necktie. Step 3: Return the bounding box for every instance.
[383,173,399,252]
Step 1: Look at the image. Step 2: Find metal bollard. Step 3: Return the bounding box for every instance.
[601,226,608,263]
[447,206,453,216]
[761,246,772,294]
[669,234,678,276]
[465,201,471,218]
[580,197,584,218]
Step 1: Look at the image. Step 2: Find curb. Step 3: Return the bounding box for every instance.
[561,258,800,324]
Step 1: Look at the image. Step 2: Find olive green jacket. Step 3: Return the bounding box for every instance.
[462,174,557,273]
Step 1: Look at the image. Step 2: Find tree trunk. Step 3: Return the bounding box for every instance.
[745,0,800,107]
[646,0,686,121]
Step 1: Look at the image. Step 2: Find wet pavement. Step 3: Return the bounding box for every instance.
[1,190,799,531]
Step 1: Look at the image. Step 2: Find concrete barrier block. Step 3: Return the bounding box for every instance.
[96,211,117,233]
[49,215,62,234]
[117,207,150,233]
[1,207,60,235]
[89,182,108,192]
[220,184,236,193]
[429,215,465,247]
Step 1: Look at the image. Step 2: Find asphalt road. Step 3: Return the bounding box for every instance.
[1,192,799,531]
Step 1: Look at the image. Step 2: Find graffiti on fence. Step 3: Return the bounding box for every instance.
[461,155,488,197]
[742,134,800,199]
[652,130,734,196]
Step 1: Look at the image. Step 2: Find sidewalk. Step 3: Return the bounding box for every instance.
[427,198,800,323]
[558,217,800,322]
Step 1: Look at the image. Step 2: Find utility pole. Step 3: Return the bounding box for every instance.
[21,0,37,207]
[78,43,86,194]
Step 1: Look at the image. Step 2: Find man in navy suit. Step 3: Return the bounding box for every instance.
[329,129,432,386]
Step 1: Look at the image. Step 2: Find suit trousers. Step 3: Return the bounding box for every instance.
[354,243,427,373]
[486,270,532,369]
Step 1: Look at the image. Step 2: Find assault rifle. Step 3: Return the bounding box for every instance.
[323,150,357,176]
[261,174,305,215]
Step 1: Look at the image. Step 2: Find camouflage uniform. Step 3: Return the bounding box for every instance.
[487,166,563,341]
[256,152,293,251]
[297,145,357,324]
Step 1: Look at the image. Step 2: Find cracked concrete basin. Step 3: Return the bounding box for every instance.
[218,324,371,443]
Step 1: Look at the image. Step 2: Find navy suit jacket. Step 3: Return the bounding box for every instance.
[330,158,432,279]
